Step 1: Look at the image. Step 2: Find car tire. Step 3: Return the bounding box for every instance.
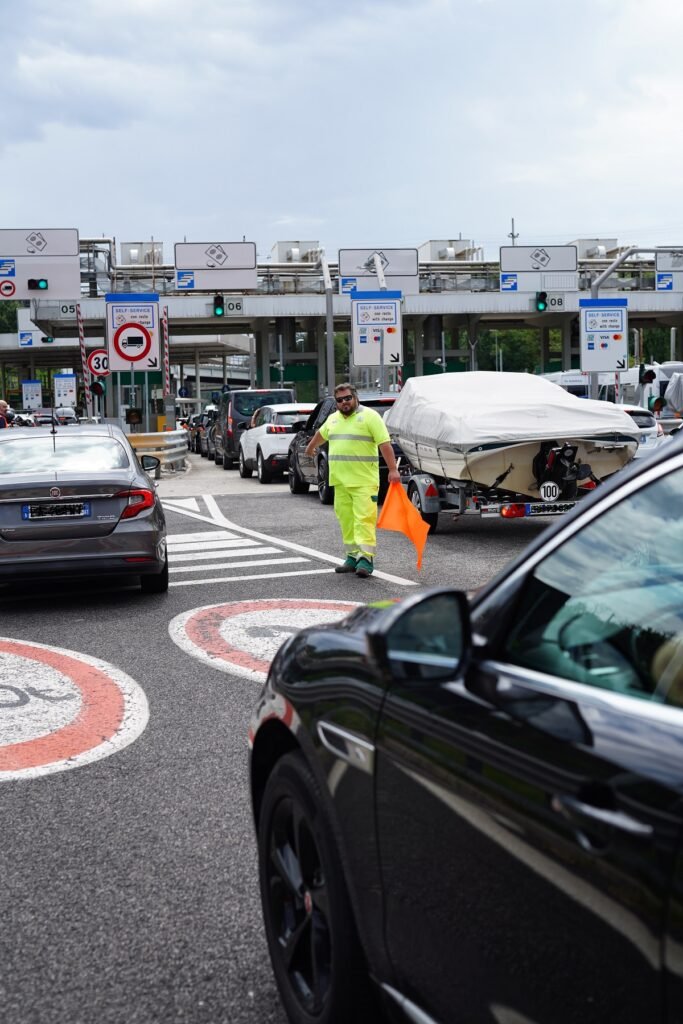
[239,449,253,478]
[408,483,438,534]
[317,456,334,505]
[140,551,169,594]
[258,752,379,1024]
[257,449,272,484]
[223,453,234,470]
[288,455,310,494]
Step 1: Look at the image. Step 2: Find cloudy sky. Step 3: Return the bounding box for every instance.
[1,0,682,261]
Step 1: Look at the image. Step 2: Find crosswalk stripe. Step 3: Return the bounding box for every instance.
[170,568,331,587]
[171,546,281,563]
[168,538,262,552]
[167,530,241,544]
[170,556,308,574]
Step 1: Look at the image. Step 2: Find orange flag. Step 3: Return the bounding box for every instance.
[377,482,430,570]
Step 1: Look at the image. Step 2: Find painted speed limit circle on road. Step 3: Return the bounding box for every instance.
[0,638,149,781]
[169,599,360,682]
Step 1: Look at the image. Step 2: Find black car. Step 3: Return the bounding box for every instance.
[250,432,683,1024]
[213,388,295,468]
[287,394,405,504]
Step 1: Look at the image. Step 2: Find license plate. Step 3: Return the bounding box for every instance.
[22,502,91,520]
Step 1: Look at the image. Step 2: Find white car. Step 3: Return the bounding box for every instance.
[239,402,315,483]
[620,404,666,459]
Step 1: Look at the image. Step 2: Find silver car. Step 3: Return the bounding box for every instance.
[0,425,167,592]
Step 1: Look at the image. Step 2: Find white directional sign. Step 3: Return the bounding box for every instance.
[0,228,80,301]
[500,245,578,273]
[174,241,257,291]
[86,348,110,377]
[579,298,628,372]
[105,293,161,372]
[351,290,403,367]
[339,248,419,295]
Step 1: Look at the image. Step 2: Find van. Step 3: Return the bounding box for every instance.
[214,388,295,468]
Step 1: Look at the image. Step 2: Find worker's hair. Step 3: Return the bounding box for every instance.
[334,382,357,397]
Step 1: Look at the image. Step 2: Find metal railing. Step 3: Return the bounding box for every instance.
[128,430,188,478]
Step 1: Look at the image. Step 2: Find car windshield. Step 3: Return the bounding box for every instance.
[0,436,130,474]
[233,392,292,416]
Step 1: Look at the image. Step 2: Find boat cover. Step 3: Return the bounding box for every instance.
[384,372,640,449]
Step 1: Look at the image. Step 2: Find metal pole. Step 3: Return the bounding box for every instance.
[319,252,336,396]
[631,328,639,366]
[671,327,677,361]
[372,254,387,390]
[144,371,150,432]
[440,330,446,372]
[278,333,284,387]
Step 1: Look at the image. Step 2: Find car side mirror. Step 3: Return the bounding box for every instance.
[141,455,161,472]
[366,589,470,682]
[290,420,307,433]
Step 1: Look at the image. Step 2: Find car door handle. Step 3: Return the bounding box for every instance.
[552,793,653,838]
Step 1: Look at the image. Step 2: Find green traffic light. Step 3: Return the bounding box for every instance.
[535,291,548,312]
[213,295,225,317]
[38,279,48,289]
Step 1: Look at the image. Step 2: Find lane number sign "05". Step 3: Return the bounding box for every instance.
[87,350,110,376]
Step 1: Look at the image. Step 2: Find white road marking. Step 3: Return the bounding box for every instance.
[170,546,282,563]
[170,556,308,574]
[170,568,332,587]
[202,494,416,587]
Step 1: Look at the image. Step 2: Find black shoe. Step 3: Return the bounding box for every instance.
[355,557,374,578]
[334,557,357,574]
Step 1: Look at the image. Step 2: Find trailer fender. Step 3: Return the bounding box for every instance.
[408,474,442,514]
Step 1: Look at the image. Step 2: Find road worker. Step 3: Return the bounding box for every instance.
[305,383,400,577]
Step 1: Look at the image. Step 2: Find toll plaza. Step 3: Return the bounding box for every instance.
[1,233,683,425]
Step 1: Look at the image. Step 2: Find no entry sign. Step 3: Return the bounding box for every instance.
[169,598,360,682]
[0,637,149,781]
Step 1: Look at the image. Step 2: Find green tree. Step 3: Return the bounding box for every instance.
[476,328,541,373]
[0,301,19,333]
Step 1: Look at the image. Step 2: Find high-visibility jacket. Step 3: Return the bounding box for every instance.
[319,405,390,488]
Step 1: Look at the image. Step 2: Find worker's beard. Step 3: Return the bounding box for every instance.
[340,402,357,417]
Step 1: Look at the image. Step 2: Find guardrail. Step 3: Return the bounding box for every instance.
[128,430,188,478]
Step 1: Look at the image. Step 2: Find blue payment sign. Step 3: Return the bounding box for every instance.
[579,298,628,372]
[176,270,195,290]
[500,273,518,291]
[0,259,16,278]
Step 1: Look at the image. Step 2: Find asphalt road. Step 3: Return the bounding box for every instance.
[0,453,549,1024]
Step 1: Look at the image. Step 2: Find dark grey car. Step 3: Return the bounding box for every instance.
[0,425,168,592]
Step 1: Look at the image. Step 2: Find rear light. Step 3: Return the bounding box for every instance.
[424,482,439,497]
[117,488,155,519]
[501,504,527,518]
[227,416,233,436]
[266,425,288,434]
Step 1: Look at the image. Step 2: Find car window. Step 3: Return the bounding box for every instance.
[233,392,293,416]
[0,436,131,473]
[501,465,683,707]
[275,411,311,425]
[313,398,336,431]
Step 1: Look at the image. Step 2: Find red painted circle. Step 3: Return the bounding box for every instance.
[0,280,16,297]
[170,599,360,681]
[112,322,152,362]
[0,638,150,777]
[86,347,111,377]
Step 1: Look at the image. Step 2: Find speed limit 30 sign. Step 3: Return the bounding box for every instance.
[86,348,110,377]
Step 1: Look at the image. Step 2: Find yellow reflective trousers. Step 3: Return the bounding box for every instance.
[334,485,378,561]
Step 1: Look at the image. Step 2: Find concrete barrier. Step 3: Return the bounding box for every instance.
[128,430,188,478]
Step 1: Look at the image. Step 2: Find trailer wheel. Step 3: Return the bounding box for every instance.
[408,483,438,534]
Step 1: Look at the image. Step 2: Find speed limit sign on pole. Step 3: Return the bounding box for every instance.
[86,348,110,377]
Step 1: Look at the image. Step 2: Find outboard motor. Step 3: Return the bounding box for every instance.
[532,441,586,499]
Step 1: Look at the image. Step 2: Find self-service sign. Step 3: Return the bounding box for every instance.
[351,289,403,366]
[579,298,628,372]
[105,293,160,372]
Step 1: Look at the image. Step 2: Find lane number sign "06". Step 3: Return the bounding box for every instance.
[86,349,110,376]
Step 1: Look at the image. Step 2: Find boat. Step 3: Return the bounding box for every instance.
[384,372,641,501]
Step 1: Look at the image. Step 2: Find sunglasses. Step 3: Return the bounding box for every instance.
[335,394,354,403]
